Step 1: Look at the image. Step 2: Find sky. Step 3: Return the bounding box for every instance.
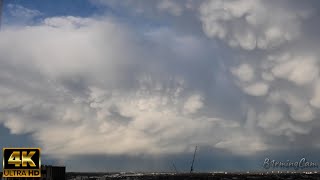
[1,0,320,172]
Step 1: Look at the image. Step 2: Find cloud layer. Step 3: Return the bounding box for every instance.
[1,0,320,162]
[0,15,260,158]
[200,0,320,143]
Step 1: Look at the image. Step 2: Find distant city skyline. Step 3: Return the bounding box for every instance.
[1,0,320,172]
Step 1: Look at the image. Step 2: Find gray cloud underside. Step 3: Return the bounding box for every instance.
[1,0,320,160]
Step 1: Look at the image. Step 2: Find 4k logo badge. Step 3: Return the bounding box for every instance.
[2,148,41,177]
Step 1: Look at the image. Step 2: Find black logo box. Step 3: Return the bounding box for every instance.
[3,148,41,169]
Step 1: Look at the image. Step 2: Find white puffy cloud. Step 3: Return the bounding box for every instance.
[257,106,310,137]
[271,56,319,86]
[199,0,320,144]
[242,82,269,97]
[200,0,311,50]
[0,16,267,157]
[183,94,203,114]
[2,0,320,160]
[284,94,315,122]
[231,64,254,82]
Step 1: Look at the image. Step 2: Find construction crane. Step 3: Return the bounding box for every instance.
[172,162,178,173]
[189,146,198,173]
[0,0,3,29]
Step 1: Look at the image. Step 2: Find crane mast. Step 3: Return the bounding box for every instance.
[190,146,197,173]
[172,162,178,173]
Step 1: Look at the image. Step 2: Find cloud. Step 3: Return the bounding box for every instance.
[5,4,42,25]
[0,15,264,158]
[242,82,269,97]
[2,0,320,163]
[231,64,254,82]
[200,0,311,50]
[157,0,183,16]
[215,135,267,155]
[7,4,42,19]
[90,0,204,36]
[43,16,92,28]
[310,80,320,109]
[92,0,192,16]
[199,0,320,147]
[183,94,203,114]
[271,55,319,86]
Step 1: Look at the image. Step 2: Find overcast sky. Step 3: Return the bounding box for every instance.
[1,0,320,172]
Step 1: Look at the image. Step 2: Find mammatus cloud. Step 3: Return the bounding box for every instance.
[200,0,311,50]
[200,0,320,142]
[1,0,320,161]
[0,15,263,158]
